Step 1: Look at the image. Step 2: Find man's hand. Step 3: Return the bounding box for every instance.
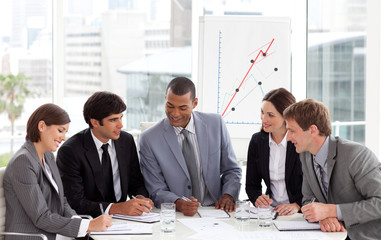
[175,196,200,216]
[319,217,346,232]
[274,202,300,216]
[215,194,235,212]
[255,194,273,207]
[301,202,337,222]
[109,198,153,216]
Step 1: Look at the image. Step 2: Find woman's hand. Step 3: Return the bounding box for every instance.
[254,194,273,207]
[88,214,113,232]
[274,202,300,216]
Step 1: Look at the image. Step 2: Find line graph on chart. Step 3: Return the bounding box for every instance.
[198,16,290,137]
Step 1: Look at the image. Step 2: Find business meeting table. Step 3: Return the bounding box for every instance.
[90,207,347,240]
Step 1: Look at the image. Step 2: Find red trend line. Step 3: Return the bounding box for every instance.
[221,38,274,117]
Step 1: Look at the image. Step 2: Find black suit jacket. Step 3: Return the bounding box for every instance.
[57,128,148,217]
[245,131,302,206]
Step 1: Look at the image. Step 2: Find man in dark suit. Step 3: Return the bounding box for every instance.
[57,91,153,218]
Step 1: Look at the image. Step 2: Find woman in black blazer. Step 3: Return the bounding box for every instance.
[246,88,302,216]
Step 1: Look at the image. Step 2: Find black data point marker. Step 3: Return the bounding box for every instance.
[274,67,278,71]
[262,53,266,57]
[250,59,254,63]
[258,81,262,85]
[235,88,239,92]
[231,107,235,111]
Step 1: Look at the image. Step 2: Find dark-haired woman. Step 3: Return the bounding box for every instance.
[4,103,112,240]
[246,88,302,216]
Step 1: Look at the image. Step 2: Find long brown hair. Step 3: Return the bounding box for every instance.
[260,88,296,132]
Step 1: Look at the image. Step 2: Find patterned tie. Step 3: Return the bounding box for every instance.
[101,143,116,202]
[181,129,202,201]
[313,158,328,198]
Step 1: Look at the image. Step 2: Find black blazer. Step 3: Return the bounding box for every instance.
[57,128,148,217]
[245,131,302,206]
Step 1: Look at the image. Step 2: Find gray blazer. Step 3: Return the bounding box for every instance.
[139,111,242,207]
[300,136,381,240]
[4,141,82,240]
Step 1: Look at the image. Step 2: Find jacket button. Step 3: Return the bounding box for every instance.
[187,185,191,189]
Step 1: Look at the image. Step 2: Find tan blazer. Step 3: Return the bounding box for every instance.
[3,141,81,240]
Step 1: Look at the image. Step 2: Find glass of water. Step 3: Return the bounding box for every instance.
[235,200,250,222]
[257,205,273,227]
[160,203,176,233]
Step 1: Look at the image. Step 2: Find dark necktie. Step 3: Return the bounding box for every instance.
[181,129,202,201]
[101,143,116,202]
[313,158,328,198]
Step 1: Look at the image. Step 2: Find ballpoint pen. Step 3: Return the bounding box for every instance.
[99,203,104,215]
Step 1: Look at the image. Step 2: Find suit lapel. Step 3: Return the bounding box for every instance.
[163,119,190,180]
[83,129,105,198]
[306,153,327,203]
[326,136,337,199]
[285,142,296,185]
[194,113,208,179]
[24,141,61,199]
[262,134,271,187]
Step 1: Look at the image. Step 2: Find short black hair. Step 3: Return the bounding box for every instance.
[83,91,126,128]
[166,77,196,101]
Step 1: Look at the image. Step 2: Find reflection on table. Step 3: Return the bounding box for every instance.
[90,207,347,240]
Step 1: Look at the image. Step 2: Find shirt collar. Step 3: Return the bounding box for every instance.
[173,113,195,136]
[269,132,288,148]
[314,136,329,167]
[90,129,113,150]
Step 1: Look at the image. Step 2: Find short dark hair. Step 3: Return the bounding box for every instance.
[166,77,196,101]
[283,98,332,136]
[83,91,126,128]
[26,103,71,142]
[261,88,296,132]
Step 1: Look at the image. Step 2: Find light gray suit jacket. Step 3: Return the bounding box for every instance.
[300,136,381,240]
[3,141,82,240]
[139,111,242,207]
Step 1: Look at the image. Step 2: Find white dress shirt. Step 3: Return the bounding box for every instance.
[91,130,122,214]
[269,133,290,206]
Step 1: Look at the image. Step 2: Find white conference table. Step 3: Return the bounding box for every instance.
[90,207,347,240]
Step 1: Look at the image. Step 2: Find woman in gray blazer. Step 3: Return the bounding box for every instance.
[3,104,112,240]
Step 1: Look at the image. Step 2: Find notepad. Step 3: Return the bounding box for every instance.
[90,222,152,235]
[197,209,230,218]
[273,220,321,231]
[113,212,160,223]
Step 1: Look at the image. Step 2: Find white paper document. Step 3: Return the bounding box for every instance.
[189,230,331,240]
[273,220,321,231]
[177,218,235,233]
[197,209,230,218]
[90,222,152,235]
[113,211,160,223]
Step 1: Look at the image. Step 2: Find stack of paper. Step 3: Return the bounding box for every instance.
[113,212,160,223]
[197,209,230,218]
[90,222,152,235]
[273,220,321,231]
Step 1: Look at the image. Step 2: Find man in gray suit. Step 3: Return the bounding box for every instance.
[284,98,381,239]
[139,77,242,216]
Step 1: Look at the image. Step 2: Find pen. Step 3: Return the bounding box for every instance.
[99,203,104,215]
[132,195,136,199]
[309,197,316,204]
[181,196,191,202]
